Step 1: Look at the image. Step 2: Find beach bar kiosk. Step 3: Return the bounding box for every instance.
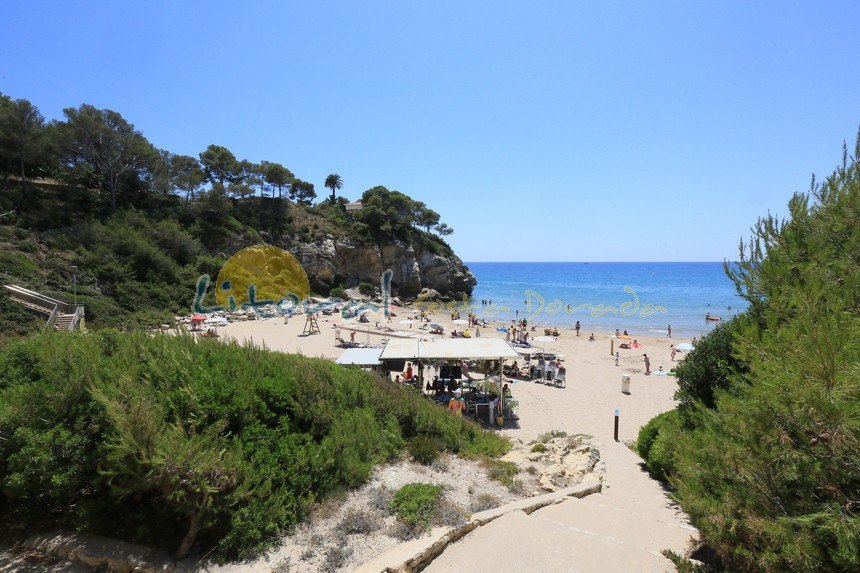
[379,338,520,422]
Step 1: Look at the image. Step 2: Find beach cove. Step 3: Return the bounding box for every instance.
[202,302,696,572]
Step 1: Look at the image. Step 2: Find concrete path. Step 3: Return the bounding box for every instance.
[423,336,698,573]
[424,441,695,573]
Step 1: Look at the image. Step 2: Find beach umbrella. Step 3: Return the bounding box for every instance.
[676,343,694,351]
[475,327,481,338]
[191,314,205,323]
[429,322,444,330]
[452,318,468,325]
[533,335,556,354]
[204,316,228,326]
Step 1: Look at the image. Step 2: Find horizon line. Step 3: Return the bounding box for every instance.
[463,260,735,264]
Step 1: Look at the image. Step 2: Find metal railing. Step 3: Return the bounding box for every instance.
[4,284,85,329]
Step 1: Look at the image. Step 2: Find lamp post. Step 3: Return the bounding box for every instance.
[70,265,78,305]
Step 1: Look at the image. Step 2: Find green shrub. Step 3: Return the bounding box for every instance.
[389,483,442,531]
[486,460,519,489]
[536,430,567,443]
[357,282,374,296]
[674,319,746,410]
[662,138,860,572]
[0,331,508,560]
[329,286,348,300]
[409,435,439,465]
[635,409,680,482]
[530,443,548,453]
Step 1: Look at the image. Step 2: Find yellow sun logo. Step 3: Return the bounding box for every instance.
[214,245,310,310]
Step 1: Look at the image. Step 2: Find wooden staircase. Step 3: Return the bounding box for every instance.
[4,284,85,331]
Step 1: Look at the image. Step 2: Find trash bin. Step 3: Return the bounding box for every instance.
[621,374,631,394]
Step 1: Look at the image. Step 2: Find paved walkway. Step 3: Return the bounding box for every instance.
[424,338,698,573]
[424,440,695,573]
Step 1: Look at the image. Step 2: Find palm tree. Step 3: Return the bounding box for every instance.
[324,173,343,204]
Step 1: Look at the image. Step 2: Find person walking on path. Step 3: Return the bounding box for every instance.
[575,320,581,336]
[643,353,651,375]
[667,324,672,338]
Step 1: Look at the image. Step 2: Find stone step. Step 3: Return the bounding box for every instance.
[54,314,76,331]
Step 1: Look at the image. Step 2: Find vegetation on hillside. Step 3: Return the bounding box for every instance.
[637,135,860,572]
[0,331,509,560]
[0,92,458,331]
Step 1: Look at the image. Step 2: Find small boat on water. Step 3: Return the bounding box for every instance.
[705,313,721,322]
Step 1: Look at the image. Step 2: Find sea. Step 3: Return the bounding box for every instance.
[463,262,745,339]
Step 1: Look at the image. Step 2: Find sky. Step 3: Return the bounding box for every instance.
[2,1,858,262]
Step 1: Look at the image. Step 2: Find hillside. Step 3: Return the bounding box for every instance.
[0,93,476,332]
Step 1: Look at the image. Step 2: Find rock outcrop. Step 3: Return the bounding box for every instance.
[286,234,476,298]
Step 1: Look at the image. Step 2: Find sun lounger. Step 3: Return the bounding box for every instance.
[554,367,566,388]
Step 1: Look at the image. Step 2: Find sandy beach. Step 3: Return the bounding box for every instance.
[213,307,684,445]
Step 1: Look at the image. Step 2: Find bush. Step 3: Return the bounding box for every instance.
[662,137,860,571]
[329,286,348,300]
[0,331,508,560]
[388,483,442,530]
[367,486,392,516]
[536,430,567,443]
[322,546,353,573]
[357,282,374,296]
[635,409,680,482]
[432,498,468,528]
[471,494,500,512]
[530,443,548,453]
[674,319,746,409]
[336,507,381,536]
[409,435,439,465]
[485,460,520,489]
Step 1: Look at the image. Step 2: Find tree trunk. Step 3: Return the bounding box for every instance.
[176,494,208,559]
[109,176,117,212]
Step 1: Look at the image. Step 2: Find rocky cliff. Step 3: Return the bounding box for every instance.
[288,234,477,299]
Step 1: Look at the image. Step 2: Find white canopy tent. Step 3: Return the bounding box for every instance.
[335,347,383,367]
[379,338,519,360]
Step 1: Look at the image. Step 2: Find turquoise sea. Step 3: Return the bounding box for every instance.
[464,262,745,339]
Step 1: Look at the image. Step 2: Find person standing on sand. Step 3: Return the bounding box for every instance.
[615,351,620,366]
[670,345,676,362]
[667,324,672,338]
[575,321,581,336]
[643,353,651,375]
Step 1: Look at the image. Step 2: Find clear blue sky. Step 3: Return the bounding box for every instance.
[2,2,858,262]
